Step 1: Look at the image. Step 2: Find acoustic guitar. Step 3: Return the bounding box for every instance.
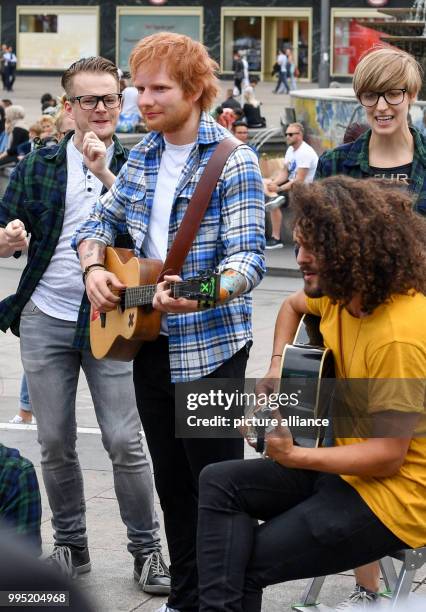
[90,247,219,361]
[279,314,335,447]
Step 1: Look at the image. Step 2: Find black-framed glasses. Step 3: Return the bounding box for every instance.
[359,89,406,108]
[68,93,123,110]
[285,132,300,137]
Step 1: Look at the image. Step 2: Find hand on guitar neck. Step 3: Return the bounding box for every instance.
[153,274,200,314]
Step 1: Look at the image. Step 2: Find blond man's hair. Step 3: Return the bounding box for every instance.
[61,56,119,96]
[353,46,422,97]
[129,32,220,112]
[289,122,304,135]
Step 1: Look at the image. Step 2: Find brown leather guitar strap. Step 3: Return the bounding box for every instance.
[158,137,241,282]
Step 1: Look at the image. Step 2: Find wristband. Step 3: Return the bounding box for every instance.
[82,263,105,285]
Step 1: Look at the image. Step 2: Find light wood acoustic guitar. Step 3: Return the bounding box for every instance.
[90,247,219,361]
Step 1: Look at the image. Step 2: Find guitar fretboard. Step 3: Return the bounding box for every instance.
[124,282,199,309]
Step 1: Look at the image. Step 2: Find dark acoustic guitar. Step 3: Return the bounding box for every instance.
[280,314,335,447]
[90,247,219,361]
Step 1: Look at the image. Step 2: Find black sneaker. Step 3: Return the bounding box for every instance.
[46,544,91,578]
[134,551,171,595]
[265,237,284,249]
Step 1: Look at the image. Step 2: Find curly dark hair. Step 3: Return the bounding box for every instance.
[290,176,426,313]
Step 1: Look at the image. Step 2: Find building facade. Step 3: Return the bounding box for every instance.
[0,0,415,80]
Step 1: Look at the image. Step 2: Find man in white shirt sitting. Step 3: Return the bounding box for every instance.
[264,122,318,249]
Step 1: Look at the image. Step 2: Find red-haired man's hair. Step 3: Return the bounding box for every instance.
[129,32,220,112]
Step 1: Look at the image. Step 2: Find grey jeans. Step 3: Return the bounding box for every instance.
[19,300,160,555]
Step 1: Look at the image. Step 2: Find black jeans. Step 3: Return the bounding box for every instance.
[4,65,16,91]
[197,459,407,612]
[133,336,247,612]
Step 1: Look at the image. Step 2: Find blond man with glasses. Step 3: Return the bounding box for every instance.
[0,56,170,594]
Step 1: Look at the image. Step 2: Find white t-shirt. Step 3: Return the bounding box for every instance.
[142,137,195,333]
[277,52,288,73]
[31,137,114,321]
[284,140,318,183]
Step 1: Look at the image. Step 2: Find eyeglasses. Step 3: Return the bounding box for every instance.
[68,93,123,110]
[359,89,406,108]
[285,132,300,137]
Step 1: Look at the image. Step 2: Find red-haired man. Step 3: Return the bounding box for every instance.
[73,33,265,612]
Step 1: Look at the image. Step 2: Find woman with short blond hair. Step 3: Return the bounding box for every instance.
[316,46,426,216]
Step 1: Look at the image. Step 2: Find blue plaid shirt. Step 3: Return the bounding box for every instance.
[72,112,265,382]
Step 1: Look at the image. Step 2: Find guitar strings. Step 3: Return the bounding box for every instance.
[124,281,197,308]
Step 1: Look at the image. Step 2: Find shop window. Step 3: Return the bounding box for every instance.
[333,17,391,75]
[298,20,309,78]
[19,14,58,33]
[223,16,261,72]
[118,12,201,71]
[18,8,98,70]
[276,19,293,53]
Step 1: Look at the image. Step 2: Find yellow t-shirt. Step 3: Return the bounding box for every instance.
[306,292,426,548]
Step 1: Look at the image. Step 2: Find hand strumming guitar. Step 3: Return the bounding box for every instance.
[84,268,126,312]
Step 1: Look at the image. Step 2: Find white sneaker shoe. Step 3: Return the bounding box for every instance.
[335,585,379,610]
[155,605,180,612]
[9,414,36,425]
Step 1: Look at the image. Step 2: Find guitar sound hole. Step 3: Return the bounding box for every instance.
[142,304,153,314]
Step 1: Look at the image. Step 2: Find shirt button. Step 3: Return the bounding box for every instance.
[87,187,92,192]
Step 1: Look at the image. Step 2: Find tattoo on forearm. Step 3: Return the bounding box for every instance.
[80,240,106,264]
[218,270,247,304]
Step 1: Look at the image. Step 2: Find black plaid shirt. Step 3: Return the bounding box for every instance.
[0,443,42,554]
[315,127,426,216]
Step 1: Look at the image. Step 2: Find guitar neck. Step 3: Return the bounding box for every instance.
[123,281,201,309]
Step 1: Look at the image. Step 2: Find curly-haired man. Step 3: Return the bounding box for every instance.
[196,176,426,612]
